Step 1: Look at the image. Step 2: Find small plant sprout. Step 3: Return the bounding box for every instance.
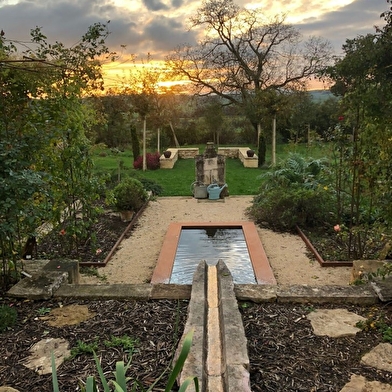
[36,307,51,316]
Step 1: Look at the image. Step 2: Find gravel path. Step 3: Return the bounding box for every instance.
[79,196,352,286]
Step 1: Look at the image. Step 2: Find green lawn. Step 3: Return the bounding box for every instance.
[92,143,331,196]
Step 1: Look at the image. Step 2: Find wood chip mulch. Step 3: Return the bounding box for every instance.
[1,298,392,391]
[0,298,188,392]
[241,301,392,391]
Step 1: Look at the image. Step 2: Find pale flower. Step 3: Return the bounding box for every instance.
[334,224,341,232]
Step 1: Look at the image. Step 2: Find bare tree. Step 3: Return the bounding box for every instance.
[166,0,333,164]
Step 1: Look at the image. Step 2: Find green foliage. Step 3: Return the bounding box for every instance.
[52,330,198,392]
[323,11,392,258]
[109,178,148,211]
[0,305,17,332]
[248,186,333,232]
[248,153,333,231]
[104,335,138,353]
[69,339,99,360]
[261,153,328,190]
[0,23,112,289]
[36,307,51,316]
[138,178,164,196]
[356,307,392,343]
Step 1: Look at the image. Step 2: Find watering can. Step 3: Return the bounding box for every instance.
[191,181,208,199]
[207,183,227,200]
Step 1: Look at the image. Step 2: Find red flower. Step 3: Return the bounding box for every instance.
[59,229,66,236]
[338,116,344,122]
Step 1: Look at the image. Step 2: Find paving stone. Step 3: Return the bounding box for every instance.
[361,343,392,373]
[0,387,20,392]
[306,308,366,337]
[340,374,392,391]
[24,337,70,375]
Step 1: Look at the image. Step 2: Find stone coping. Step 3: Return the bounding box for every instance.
[150,221,276,285]
[50,283,379,305]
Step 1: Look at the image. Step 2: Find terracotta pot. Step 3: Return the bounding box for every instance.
[163,150,171,158]
[246,149,255,157]
[119,210,134,222]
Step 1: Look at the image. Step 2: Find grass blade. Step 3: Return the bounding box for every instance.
[164,329,194,392]
[51,351,59,392]
[85,376,97,392]
[93,351,111,392]
[178,376,200,392]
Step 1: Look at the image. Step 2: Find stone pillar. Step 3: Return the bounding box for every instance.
[195,143,226,186]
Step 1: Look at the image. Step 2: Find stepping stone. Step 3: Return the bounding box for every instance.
[361,343,392,373]
[24,337,70,375]
[306,308,366,337]
[340,374,392,391]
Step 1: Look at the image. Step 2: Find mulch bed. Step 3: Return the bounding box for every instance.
[1,298,392,391]
[241,302,392,391]
[2,205,392,391]
[35,210,133,265]
[0,298,188,392]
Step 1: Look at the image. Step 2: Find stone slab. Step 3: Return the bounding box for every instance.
[234,284,277,302]
[307,308,365,337]
[371,275,392,302]
[276,284,378,305]
[54,284,152,299]
[361,343,392,373]
[7,271,68,300]
[43,259,79,284]
[340,374,392,392]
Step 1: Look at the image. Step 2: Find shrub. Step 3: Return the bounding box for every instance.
[139,177,164,196]
[0,305,17,333]
[109,178,148,212]
[248,186,334,232]
[133,152,160,170]
[248,153,333,232]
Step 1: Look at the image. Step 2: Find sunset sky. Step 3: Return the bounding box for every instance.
[0,0,388,88]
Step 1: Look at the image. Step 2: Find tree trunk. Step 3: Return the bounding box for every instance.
[169,121,180,147]
[255,122,266,166]
[130,124,140,163]
[272,115,276,166]
[157,127,161,153]
[143,116,147,171]
[258,135,266,167]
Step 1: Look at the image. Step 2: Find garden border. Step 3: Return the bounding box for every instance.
[296,226,353,267]
[78,200,150,268]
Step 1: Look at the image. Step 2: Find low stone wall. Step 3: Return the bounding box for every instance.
[160,149,178,169]
[160,148,199,169]
[218,147,239,159]
[161,147,258,169]
[178,148,199,159]
[238,148,258,168]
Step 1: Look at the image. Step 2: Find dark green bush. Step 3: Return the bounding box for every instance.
[0,305,17,333]
[247,153,334,231]
[109,178,148,211]
[248,186,334,232]
[139,178,164,196]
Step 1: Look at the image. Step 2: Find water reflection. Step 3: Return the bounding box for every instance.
[170,228,256,285]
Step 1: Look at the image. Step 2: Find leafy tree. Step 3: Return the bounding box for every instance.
[324,1,392,258]
[166,0,332,165]
[0,23,112,288]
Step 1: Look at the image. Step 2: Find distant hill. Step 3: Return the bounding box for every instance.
[309,90,335,102]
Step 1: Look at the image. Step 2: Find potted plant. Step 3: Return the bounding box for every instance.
[163,150,172,158]
[109,178,148,222]
[246,149,255,157]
